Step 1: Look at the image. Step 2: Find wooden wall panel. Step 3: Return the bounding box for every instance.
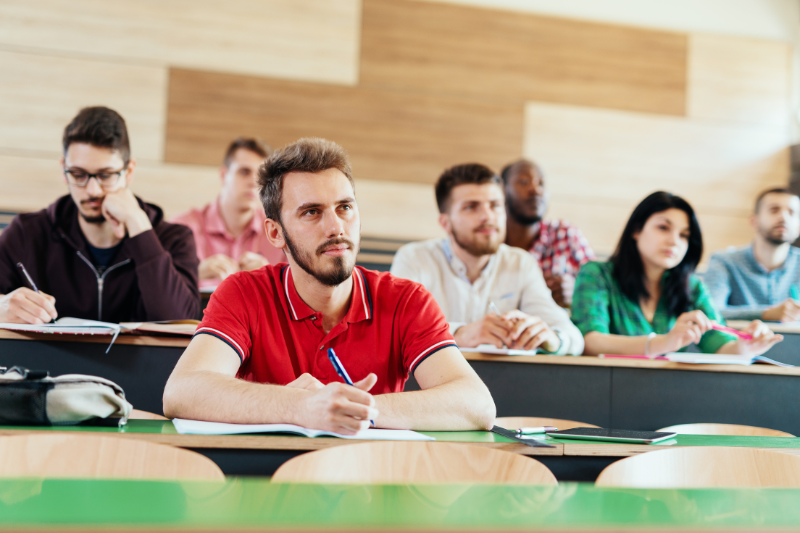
[0,51,167,161]
[524,102,789,217]
[165,68,523,184]
[0,0,361,85]
[687,34,792,126]
[355,179,442,241]
[360,0,688,116]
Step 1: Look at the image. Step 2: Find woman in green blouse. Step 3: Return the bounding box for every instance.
[573,192,781,357]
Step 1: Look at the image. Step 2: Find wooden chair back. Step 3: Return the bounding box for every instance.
[272,441,557,484]
[495,417,599,431]
[657,423,795,438]
[0,433,224,480]
[596,446,800,488]
[129,409,169,420]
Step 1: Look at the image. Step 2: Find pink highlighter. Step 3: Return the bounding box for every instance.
[711,324,753,340]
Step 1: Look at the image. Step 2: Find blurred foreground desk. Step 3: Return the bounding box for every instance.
[5,421,800,482]
[6,478,800,531]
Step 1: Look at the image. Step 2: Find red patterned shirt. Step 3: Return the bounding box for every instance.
[527,219,595,277]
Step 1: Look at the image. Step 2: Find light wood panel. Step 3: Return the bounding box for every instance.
[355,179,442,241]
[0,0,361,85]
[657,423,795,438]
[595,447,800,488]
[165,68,523,183]
[0,433,224,480]
[524,101,790,259]
[360,0,688,116]
[524,102,789,215]
[272,441,558,484]
[688,34,792,126]
[0,51,167,161]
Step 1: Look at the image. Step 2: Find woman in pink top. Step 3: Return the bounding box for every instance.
[172,138,284,290]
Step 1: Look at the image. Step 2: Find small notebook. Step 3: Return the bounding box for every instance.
[172,418,435,441]
[460,344,538,356]
[664,352,793,368]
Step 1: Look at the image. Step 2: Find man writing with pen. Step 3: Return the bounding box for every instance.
[163,138,496,434]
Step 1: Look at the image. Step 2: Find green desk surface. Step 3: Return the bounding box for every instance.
[2,477,800,530]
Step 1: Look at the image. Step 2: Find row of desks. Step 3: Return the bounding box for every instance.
[3,329,800,479]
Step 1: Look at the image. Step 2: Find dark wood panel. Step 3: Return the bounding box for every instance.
[360,0,688,116]
[165,68,523,183]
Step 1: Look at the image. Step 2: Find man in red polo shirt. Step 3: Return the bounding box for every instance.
[163,138,496,434]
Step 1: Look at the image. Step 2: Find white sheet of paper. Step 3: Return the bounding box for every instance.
[664,352,754,365]
[0,317,120,335]
[460,344,538,356]
[172,418,435,441]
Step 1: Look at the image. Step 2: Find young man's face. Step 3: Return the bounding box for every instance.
[61,143,131,223]
[504,164,548,226]
[754,193,800,245]
[277,168,360,286]
[221,148,265,212]
[441,182,506,257]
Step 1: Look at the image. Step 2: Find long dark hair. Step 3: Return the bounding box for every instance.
[610,191,703,317]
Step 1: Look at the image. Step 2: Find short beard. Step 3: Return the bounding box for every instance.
[282,226,358,287]
[79,211,106,224]
[506,196,541,226]
[451,225,500,256]
[762,226,793,246]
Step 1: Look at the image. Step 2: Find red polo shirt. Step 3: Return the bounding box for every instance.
[196,264,457,393]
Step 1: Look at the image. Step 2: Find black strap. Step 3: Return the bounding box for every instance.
[491,425,556,448]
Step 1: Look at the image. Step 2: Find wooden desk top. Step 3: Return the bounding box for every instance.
[0,421,562,456]
[4,329,799,376]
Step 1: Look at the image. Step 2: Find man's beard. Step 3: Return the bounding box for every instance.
[451,224,501,256]
[506,196,542,226]
[283,228,358,287]
[79,198,106,224]
[764,227,793,246]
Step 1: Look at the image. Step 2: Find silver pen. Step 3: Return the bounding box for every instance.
[488,301,500,315]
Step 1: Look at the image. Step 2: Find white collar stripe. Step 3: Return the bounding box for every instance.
[408,340,454,371]
[356,269,369,319]
[284,266,298,320]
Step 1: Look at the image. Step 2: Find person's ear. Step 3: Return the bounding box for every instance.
[264,219,286,250]
[59,157,67,185]
[219,166,229,185]
[632,230,640,242]
[749,212,758,230]
[124,158,137,186]
[438,212,451,234]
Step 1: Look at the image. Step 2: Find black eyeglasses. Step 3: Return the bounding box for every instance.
[63,168,126,189]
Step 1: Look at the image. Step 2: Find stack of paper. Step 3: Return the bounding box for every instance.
[664,352,793,368]
[460,344,538,356]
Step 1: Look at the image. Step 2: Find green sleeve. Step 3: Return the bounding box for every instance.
[572,261,612,336]
[691,276,737,353]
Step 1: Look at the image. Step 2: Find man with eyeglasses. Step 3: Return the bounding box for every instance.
[0,106,200,324]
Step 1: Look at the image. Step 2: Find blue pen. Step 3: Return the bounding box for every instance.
[327,348,374,427]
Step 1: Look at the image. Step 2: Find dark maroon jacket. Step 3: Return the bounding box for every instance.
[0,195,199,322]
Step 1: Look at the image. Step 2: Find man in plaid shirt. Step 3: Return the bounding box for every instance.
[502,159,595,307]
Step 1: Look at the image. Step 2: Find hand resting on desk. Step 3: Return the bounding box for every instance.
[454,310,560,352]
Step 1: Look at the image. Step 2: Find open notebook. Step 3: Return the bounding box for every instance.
[460,344,538,356]
[0,318,122,353]
[664,352,793,368]
[172,418,435,441]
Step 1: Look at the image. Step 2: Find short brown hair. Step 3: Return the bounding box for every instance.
[258,137,354,223]
[63,107,130,164]
[755,187,799,213]
[435,163,501,213]
[223,137,272,167]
